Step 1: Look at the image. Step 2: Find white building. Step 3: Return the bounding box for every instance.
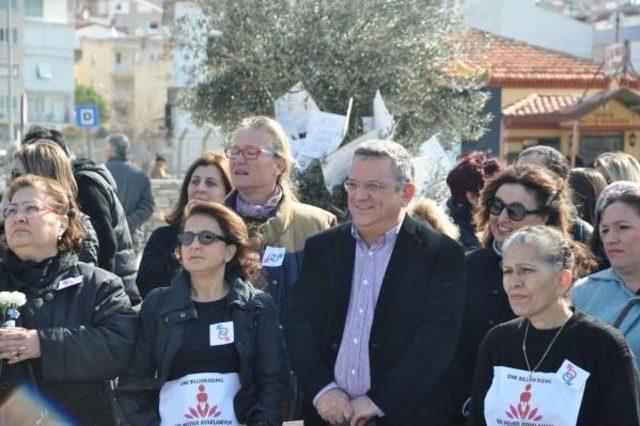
[23,0,76,128]
[461,0,595,59]
[163,0,223,176]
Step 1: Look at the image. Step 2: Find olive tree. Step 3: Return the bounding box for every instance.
[175,0,490,150]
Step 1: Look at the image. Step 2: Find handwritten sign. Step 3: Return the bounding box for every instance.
[294,111,347,159]
[275,82,320,139]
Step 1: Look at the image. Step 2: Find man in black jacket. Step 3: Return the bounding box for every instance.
[21,127,141,305]
[286,140,465,425]
[104,133,155,252]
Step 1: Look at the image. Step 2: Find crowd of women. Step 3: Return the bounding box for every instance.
[0,116,637,425]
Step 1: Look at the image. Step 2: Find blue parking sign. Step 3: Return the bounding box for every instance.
[75,105,100,128]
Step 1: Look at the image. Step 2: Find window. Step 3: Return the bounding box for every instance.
[115,52,122,64]
[24,0,43,17]
[0,65,19,77]
[36,63,53,80]
[0,0,18,9]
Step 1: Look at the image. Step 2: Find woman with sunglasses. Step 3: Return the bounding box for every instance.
[451,164,595,423]
[0,175,136,424]
[224,116,336,324]
[137,152,233,298]
[118,201,288,425]
[469,225,639,425]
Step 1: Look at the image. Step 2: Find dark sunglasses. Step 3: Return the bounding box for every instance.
[488,197,546,221]
[10,169,22,179]
[177,230,228,246]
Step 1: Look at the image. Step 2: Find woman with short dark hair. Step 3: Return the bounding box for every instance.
[119,201,288,425]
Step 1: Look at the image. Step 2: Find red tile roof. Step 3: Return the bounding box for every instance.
[464,30,618,88]
[503,88,640,123]
[503,93,582,116]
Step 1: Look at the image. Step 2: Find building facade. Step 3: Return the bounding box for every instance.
[23,0,75,129]
[463,30,640,165]
[76,32,171,137]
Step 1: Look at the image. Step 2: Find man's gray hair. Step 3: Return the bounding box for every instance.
[106,133,130,158]
[353,140,414,185]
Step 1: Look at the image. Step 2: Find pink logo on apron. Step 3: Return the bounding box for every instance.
[505,384,543,422]
[185,384,222,420]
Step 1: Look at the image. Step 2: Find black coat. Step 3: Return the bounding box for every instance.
[285,216,465,425]
[79,211,99,265]
[446,198,480,252]
[74,159,140,305]
[450,246,515,423]
[105,158,155,241]
[136,224,180,298]
[117,271,289,425]
[0,251,137,425]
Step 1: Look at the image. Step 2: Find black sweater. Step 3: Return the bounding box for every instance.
[451,246,516,422]
[469,311,640,425]
[136,224,180,298]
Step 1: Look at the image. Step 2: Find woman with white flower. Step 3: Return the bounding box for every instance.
[0,175,137,424]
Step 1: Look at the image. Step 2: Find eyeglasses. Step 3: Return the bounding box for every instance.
[177,230,229,246]
[3,202,60,220]
[488,197,546,221]
[10,170,22,180]
[224,146,275,160]
[343,179,394,194]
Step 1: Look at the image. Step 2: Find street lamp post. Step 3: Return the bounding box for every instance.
[6,0,14,147]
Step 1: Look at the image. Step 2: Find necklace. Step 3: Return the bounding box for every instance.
[522,317,569,377]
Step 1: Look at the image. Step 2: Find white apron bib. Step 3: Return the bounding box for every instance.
[159,372,242,426]
[484,364,589,426]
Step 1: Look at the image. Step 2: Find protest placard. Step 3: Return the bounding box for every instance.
[274,82,319,139]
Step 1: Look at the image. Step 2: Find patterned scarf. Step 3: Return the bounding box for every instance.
[235,186,284,221]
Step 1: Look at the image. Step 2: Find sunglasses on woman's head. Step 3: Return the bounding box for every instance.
[177,230,228,246]
[488,197,545,221]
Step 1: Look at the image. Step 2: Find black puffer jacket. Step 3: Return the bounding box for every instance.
[74,159,140,305]
[79,211,99,265]
[117,270,288,425]
[0,250,137,425]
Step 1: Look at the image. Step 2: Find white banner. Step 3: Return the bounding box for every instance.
[293,110,347,163]
[159,372,242,426]
[373,89,394,138]
[274,82,320,139]
[484,364,588,426]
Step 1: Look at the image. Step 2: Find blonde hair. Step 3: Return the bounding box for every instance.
[234,116,298,201]
[410,198,460,241]
[14,140,78,196]
[594,152,640,184]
